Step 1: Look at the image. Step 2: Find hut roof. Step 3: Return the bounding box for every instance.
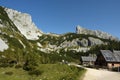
[100,50,120,62]
[113,50,120,62]
[81,56,96,62]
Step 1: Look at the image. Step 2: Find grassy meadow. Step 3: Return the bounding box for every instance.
[0,64,86,80]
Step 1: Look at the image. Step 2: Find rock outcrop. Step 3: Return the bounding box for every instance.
[0,38,8,52]
[5,8,43,40]
[76,25,118,41]
[88,37,104,46]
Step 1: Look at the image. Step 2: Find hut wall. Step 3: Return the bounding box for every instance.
[107,63,120,69]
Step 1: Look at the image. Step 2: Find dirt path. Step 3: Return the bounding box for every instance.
[83,68,120,80]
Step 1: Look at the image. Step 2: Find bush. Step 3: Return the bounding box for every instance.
[15,64,23,69]
[5,71,13,75]
[9,64,14,67]
[0,63,13,68]
[23,65,36,71]
[59,75,74,80]
[112,67,120,72]
[28,69,43,76]
[0,63,9,67]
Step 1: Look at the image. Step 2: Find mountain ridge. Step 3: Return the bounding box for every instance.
[76,25,119,41]
[0,6,120,72]
[0,6,119,53]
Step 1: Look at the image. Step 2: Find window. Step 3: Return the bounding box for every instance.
[112,63,114,67]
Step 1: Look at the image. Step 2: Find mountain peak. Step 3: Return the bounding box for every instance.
[76,25,87,34]
[76,25,119,41]
[4,7,43,40]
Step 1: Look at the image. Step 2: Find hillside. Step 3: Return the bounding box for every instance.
[0,6,120,60]
[0,6,120,62]
[0,6,120,80]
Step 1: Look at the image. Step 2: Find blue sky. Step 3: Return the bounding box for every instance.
[1,0,120,38]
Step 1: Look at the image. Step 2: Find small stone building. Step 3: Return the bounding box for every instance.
[95,50,120,69]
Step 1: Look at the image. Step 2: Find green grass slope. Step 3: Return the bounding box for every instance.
[0,64,86,80]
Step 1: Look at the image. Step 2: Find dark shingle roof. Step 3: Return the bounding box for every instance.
[81,56,96,62]
[100,50,120,62]
[113,50,120,62]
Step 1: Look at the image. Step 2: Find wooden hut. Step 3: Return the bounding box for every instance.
[95,50,120,69]
[81,56,96,66]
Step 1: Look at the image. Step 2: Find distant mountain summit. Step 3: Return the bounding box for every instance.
[76,25,118,41]
[4,7,43,40]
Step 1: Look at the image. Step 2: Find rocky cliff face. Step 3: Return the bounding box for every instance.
[0,6,37,53]
[4,7,43,40]
[76,25,118,41]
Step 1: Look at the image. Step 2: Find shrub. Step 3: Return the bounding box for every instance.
[9,64,14,67]
[0,63,13,68]
[112,67,120,72]
[28,69,43,76]
[0,63,9,67]
[23,65,36,71]
[59,75,74,80]
[15,64,23,69]
[5,71,13,75]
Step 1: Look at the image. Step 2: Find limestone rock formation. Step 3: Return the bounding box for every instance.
[76,25,118,41]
